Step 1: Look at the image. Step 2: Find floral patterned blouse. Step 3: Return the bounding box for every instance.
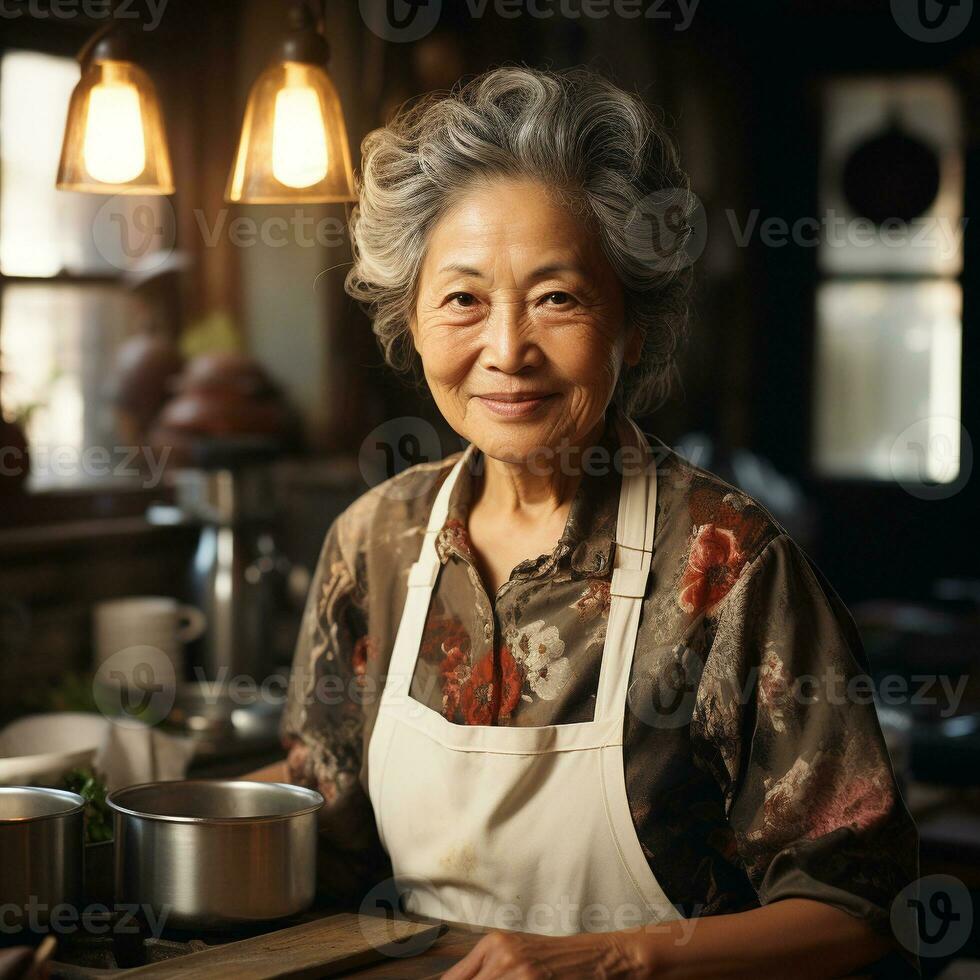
[280,402,918,969]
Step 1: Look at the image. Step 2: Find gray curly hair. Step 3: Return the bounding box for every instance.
[344,64,693,417]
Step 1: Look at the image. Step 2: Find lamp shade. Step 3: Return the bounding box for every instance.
[57,59,174,195]
[225,60,355,204]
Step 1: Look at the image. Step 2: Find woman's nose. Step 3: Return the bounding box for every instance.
[479,303,544,373]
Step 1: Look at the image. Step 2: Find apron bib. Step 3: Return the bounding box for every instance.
[367,412,682,935]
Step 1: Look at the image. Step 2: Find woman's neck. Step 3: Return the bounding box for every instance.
[472,413,609,524]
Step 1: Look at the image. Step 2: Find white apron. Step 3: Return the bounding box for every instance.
[367,413,682,935]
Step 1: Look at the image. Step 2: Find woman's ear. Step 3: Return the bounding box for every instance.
[408,311,419,354]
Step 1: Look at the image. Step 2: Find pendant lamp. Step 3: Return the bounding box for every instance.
[56,23,174,195]
[225,1,355,204]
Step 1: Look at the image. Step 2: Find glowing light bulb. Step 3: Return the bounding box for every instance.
[82,70,146,184]
[271,65,328,189]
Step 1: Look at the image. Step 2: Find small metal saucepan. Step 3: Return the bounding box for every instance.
[107,779,324,931]
[0,786,85,932]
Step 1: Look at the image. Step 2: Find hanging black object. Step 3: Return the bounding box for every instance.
[841,116,941,226]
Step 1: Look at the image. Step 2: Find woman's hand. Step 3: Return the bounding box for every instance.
[439,900,898,979]
[238,759,289,782]
[440,929,646,980]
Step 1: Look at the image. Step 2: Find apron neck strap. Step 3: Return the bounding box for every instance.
[384,449,470,700]
[594,412,658,719]
[387,415,659,722]
[406,446,471,589]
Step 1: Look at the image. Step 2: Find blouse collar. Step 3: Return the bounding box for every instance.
[434,403,638,581]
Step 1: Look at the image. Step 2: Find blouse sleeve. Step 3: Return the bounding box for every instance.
[691,533,920,972]
[279,514,391,902]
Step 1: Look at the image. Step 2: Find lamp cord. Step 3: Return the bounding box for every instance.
[297,0,327,34]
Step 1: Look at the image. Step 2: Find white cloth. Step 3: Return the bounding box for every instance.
[367,413,683,935]
[0,712,195,791]
[95,721,197,792]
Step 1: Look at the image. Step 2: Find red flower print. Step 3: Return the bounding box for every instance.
[751,741,897,849]
[804,773,895,841]
[689,483,769,558]
[420,613,471,666]
[460,654,495,725]
[572,579,611,621]
[804,739,897,840]
[497,646,524,720]
[439,645,471,721]
[459,645,524,725]
[678,524,747,617]
[436,517,475,563]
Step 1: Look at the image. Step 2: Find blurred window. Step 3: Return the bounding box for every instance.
[0,49,165,490]
[813,76,963,485]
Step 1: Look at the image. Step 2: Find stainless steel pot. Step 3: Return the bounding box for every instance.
[0,786,85,930]
[107,780,323,930]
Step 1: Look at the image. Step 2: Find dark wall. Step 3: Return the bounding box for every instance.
[367,1,980,606]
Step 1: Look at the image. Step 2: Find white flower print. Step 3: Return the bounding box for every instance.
[757,642,793,732]
[505,619,571,701]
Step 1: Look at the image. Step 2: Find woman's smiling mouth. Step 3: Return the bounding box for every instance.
[475,392,557,417]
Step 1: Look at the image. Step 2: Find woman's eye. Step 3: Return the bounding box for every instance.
[448,292,478,308]
[541,291,573,306]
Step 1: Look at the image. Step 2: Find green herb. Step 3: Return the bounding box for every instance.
[62,767,113,844]
[25,670,99,715]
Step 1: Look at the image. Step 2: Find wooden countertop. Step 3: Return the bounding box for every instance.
[43,909,485,979]
[337,917,487,979]
[40,906,917,979]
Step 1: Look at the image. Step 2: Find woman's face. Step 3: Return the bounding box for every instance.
[411,177,641,465]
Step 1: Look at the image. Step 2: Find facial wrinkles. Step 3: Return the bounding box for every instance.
[411,178,629,458]
[420,251,616,347]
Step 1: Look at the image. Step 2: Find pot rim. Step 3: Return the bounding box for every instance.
[106,779,324,825]
[0,786,86,824]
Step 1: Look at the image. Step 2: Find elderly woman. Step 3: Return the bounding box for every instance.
[254,66,919,978]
